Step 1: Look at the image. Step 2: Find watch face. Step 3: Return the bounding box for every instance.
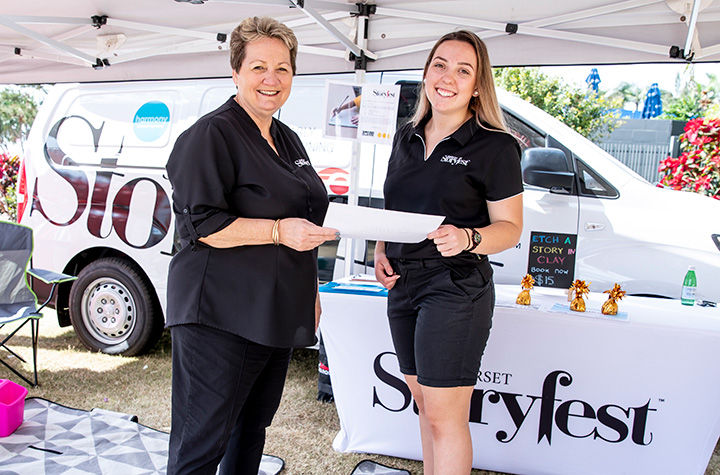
[472,229,482,244]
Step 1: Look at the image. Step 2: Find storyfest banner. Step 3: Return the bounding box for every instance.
[319,285,720,475]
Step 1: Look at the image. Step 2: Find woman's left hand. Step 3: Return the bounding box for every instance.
[427,224,468,257]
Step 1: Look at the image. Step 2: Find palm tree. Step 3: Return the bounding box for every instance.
[606,82,643,111]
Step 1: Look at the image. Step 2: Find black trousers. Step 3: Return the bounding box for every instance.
[167,324,292,475]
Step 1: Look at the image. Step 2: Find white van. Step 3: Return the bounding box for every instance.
[18,75,720,355]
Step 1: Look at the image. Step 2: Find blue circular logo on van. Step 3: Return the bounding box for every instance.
[133,102,170,142]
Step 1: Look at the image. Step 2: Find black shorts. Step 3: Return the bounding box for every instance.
[387,257,494,388]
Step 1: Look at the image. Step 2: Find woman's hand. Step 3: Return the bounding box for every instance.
[427,224,469,257]
[278,218,338,252]
[374,241,400,290]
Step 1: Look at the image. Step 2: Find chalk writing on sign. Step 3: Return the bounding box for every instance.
[526,232,577,289]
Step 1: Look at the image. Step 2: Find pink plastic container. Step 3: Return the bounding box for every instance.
[0,379,28,437]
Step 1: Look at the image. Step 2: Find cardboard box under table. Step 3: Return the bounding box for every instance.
[319,283,720,475]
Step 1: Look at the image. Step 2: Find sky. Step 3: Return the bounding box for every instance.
[539,62,719,95]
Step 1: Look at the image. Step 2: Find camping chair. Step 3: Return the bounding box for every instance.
[0,220,76,387]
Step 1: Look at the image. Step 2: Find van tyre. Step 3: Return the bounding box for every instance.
[69,257,164,356]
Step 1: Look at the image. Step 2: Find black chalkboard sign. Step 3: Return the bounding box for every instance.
[526,232,577,288]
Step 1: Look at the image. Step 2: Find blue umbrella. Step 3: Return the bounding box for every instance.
[641,83,663,118]
[585,68,601,93]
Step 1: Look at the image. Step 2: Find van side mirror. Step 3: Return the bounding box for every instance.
[522,147,575,193]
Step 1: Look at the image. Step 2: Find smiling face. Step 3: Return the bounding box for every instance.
[232,36,293,126]
[423,39,478,120]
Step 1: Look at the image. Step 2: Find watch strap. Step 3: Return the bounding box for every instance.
[468,228,482,252]
[463,228,473,251]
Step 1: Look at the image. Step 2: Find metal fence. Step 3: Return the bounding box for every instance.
[598,142,668,184]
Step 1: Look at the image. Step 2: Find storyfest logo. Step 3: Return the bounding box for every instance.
[371,352,657,447]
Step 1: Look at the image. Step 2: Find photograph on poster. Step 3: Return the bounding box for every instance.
[324,82,362,140]
[357,83,401,146]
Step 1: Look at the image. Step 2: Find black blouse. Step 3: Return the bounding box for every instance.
[384,117,523,261]
[166,97,329,348]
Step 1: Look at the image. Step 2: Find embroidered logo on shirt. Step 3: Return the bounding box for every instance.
[295,159,312,168]
[440,155,470,166]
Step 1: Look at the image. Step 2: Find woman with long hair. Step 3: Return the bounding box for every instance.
[374,30,523,474]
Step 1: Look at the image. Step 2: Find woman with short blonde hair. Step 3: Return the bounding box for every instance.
[229,16,298,74]
[166,16,336,475]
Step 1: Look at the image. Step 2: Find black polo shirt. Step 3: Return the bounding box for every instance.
[384,116,523,260]
[165,97,329,348]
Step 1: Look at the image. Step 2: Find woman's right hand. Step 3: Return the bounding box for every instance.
[278,218,338,252]
[374,242,400,290]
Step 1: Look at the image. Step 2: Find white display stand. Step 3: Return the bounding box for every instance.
[319,283,720,475]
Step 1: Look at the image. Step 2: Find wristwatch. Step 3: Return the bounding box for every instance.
[467,228,482,252]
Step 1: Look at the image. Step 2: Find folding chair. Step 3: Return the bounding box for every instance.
[0,220,76,387]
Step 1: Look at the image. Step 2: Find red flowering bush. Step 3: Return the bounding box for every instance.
[658,118,720,200]
[0,151,20,221]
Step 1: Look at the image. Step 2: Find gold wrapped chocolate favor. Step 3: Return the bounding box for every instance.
[602,283,626,315]
[569,279,591,312]
[516,274,535,305]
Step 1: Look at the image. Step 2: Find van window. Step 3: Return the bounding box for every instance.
[199,85,236,115]
[577,159,619,198]
[278,81,354,171]
[57,90,182,169]
[396,80,420,129]
[504,112,545,151]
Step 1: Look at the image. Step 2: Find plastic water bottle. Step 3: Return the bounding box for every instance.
[681,266,697,306]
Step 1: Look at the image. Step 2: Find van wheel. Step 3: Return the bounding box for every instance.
[69,257,164,356]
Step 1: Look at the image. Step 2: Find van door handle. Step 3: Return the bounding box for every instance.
[585,222,605,231]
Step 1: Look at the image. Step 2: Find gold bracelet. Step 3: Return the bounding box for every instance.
[272,219,281,246]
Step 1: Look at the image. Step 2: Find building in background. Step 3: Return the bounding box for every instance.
[596,119,686,183]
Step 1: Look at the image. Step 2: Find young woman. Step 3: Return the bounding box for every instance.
[374,30,523,475]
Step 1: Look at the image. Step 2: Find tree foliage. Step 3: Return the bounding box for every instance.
[493,67,617,142]
[660,73,719,121]
[0,86,42,220]
[0,87,41,151]
[606,81,644,111]
[0,152,20,220]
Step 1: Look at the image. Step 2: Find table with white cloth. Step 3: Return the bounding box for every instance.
[318,280,720,475]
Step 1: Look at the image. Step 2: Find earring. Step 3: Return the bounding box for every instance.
[473,90,479,96]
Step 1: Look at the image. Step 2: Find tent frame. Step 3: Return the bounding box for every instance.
[2,0,717,81]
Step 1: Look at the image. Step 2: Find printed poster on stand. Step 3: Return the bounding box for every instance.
[323,81,400,146]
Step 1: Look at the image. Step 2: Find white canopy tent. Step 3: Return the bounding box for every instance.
[1,0,719,84]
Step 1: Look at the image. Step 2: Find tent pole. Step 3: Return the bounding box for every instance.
[344,9,373,277]
[0,16,98,66]
[683,0,702,59]
[289,0,375,59]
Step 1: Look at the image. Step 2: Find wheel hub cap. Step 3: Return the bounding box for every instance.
[83,280,136,343]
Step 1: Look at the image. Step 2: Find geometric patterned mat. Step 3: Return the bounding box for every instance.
[0,398,284,475]
[351,460,411,475]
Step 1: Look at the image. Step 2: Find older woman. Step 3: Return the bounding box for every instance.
[165,17,337,475]
[374,31,523,474]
